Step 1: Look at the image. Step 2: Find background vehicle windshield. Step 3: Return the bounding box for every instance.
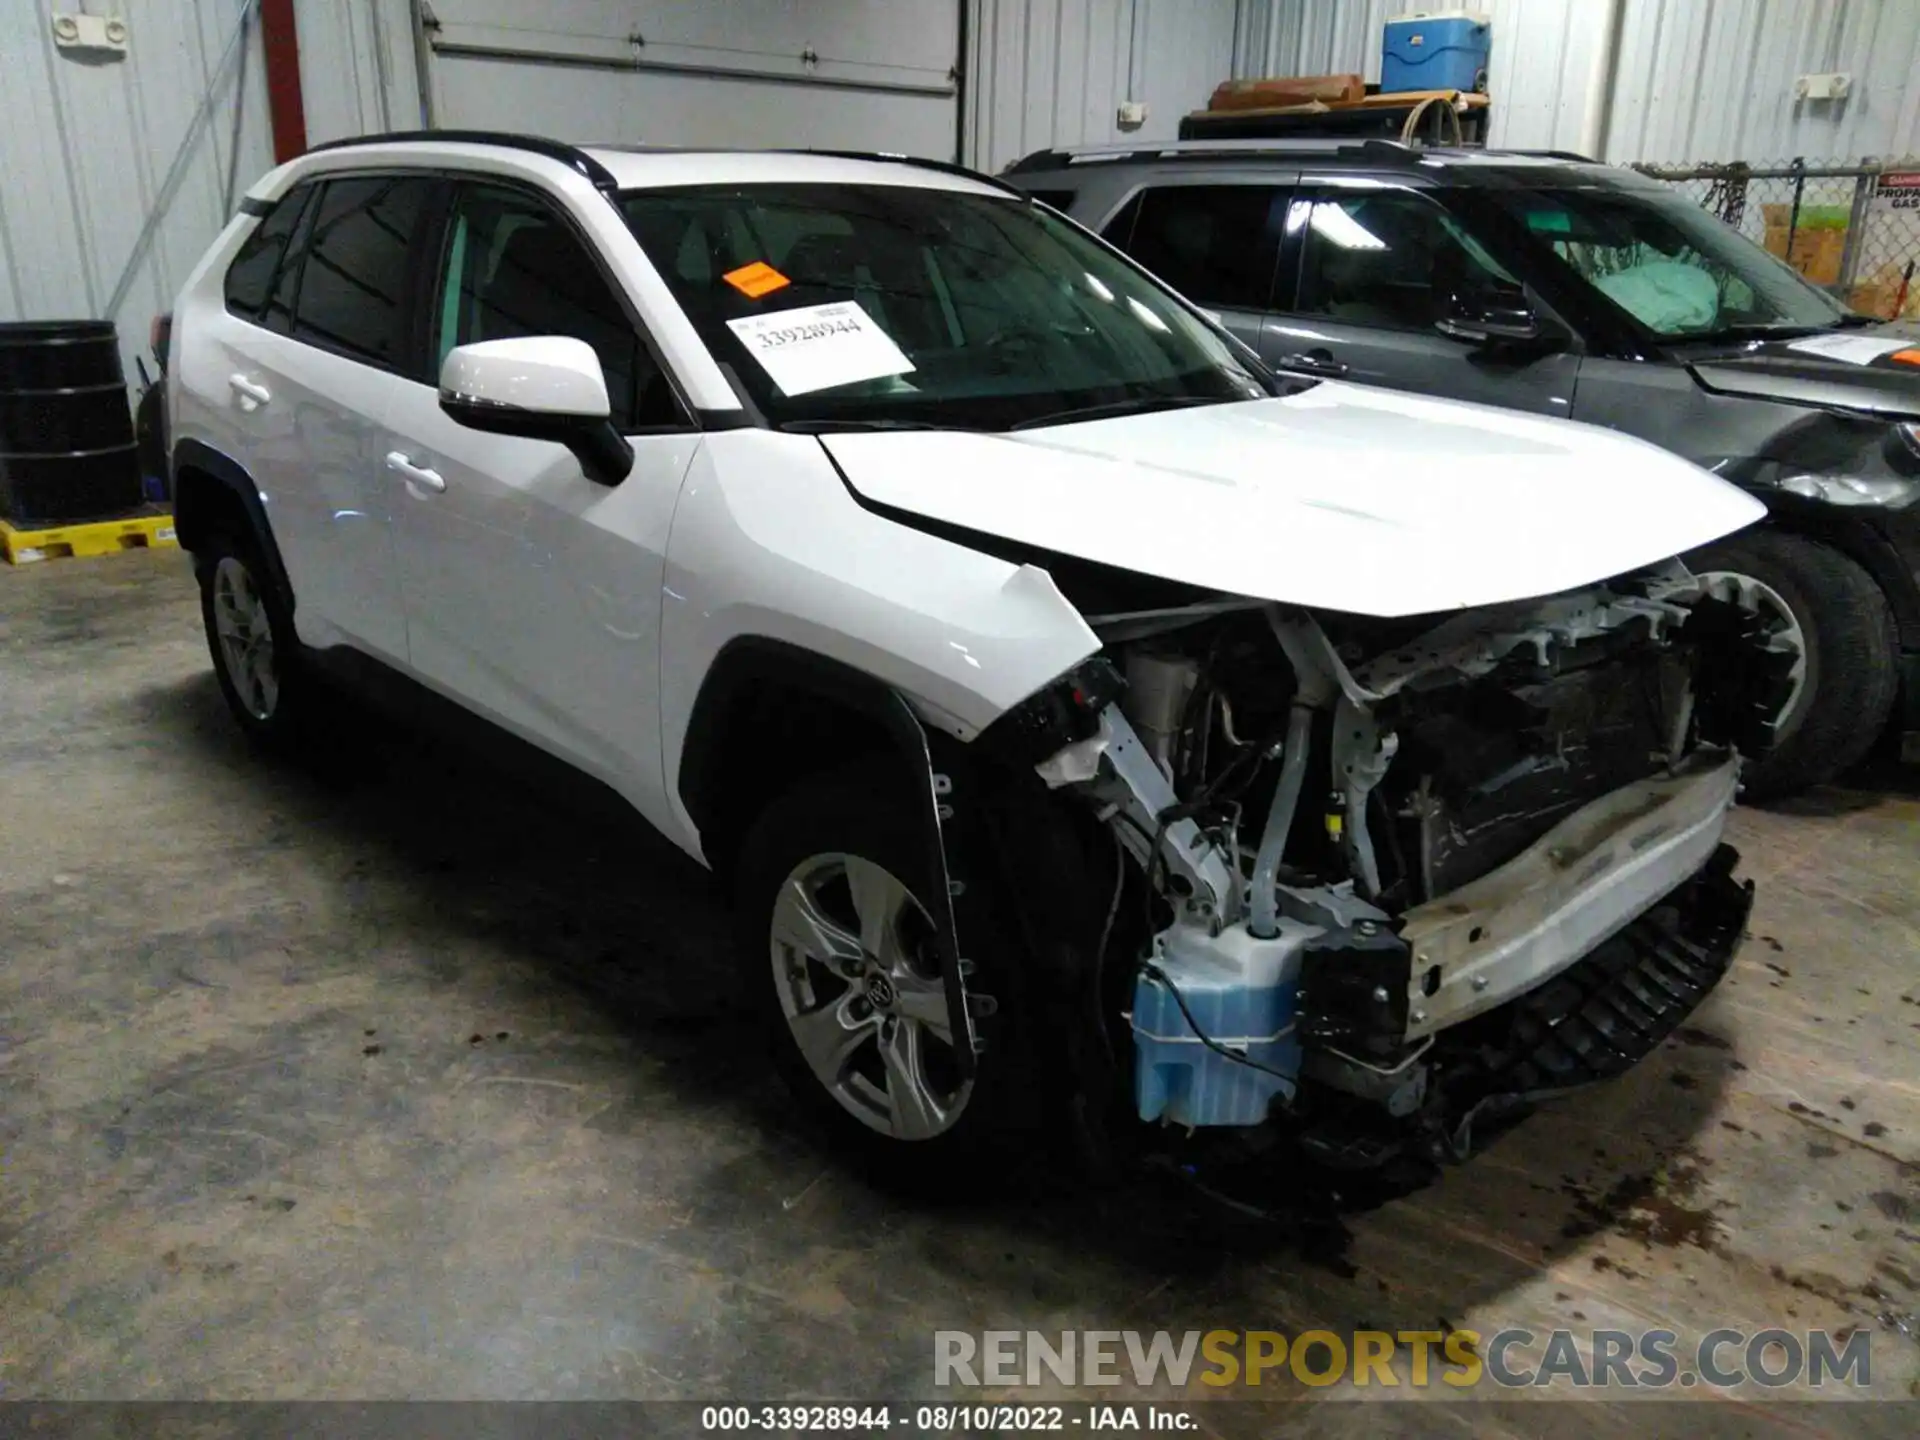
[1487,182,1850,339]
[619,183,1272,429]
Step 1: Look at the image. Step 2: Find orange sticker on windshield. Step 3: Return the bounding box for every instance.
[724,261,791,299]
[1891,348,1920,366]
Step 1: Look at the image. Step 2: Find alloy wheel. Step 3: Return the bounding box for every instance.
[769,852,971,1141]
[1694,569,1810,736]
[211,556,279,721]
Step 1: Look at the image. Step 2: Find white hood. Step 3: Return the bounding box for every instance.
[822,384,1766,618]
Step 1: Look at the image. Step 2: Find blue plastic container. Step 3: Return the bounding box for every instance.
[1381,11,1491,94]
[1131,923,1312,1128]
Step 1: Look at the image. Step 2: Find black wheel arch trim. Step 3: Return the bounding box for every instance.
[169,438,296,612]
[678,637,911,838]
[679,636,978,1077]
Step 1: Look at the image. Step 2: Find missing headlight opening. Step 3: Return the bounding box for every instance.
[1021,561,1784,1178]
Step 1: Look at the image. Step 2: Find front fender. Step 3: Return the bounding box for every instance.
[658,431,1100,847]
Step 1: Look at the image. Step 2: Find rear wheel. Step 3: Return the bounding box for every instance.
[196,528,312,750]
[1688,530,1897,798]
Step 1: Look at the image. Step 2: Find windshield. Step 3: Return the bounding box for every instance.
[1484,181,1851,339]
[617,183,1273,429]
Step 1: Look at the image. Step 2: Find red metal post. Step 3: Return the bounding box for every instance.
[260,0,309,163]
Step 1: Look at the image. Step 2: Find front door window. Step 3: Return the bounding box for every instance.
[1291,187,1515,332]
[435,184,681,428]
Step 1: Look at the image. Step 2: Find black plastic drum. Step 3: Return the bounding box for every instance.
[0,320,144,525]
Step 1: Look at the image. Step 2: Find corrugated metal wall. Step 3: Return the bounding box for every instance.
[39,0,1918,392]
[965,0,1238,171]
[0,0,1238,390]
[1231,1,1607,153]
[1233,0,1920,163]
[297,0,423,145]
[1610,0,1920,162]
[0,1,275,386]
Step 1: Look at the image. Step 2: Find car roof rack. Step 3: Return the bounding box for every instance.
[590,143,1029,198]
[1004,139,1609,175]
[301,130,619,191]
[309,137,1024,200]
[778,148,1029,198]
[1486,148,1596,162]
[1003,138,1425,172]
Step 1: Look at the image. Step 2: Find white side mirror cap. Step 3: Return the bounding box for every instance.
[439,336,611,420]
[437,335,632,485]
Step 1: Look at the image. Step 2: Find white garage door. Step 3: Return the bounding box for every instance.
[426,0,960,160]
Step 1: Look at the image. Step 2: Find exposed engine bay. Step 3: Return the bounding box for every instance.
[997,560,1780,1173]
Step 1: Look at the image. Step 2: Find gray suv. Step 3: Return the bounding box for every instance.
[1009,139,1920,798]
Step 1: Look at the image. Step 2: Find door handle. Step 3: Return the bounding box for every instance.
[1276,349,1349,380]
[228,374,271,406]
[385,451,446,494]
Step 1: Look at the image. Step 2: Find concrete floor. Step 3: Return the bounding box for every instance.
[2,548,1917,1431]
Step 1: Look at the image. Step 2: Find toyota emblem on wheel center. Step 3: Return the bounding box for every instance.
[865,974,897,1010]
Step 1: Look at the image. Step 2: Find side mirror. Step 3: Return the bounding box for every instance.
[438,337,634,485]
[1435,287,1556,349]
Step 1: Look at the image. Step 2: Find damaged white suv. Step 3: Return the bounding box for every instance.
[168,134,1780,1186]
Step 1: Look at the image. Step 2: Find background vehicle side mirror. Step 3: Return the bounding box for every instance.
[439,337,634,485]
[1435,285,1561,350]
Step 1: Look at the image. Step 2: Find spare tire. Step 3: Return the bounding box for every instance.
[1687,529,1896,799]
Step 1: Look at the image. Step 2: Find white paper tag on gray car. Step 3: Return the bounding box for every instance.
[725,301,915,396]
[1785,333,1908,365]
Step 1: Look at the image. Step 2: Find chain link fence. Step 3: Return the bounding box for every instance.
[1631,158,1920,321]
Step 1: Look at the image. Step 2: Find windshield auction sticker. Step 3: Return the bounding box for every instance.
[726,301,915,396]
[722,261,791,299]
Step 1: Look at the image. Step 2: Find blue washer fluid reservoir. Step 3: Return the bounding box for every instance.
[1131,918,1321,1128]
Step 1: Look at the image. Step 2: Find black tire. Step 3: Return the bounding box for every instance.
[196,525,314,752]
[733,760,1037,1191]
[1688,530,1897,799]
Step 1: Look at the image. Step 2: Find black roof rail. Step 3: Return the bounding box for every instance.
[1489,148,1597,162]
[1004,148,1071,174]
[301,130,619,191]
[1356,139,1423,161]
[786,149,1028,198]
[1004,137,1427,174]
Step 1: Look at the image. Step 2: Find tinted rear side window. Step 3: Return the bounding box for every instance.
[1107,185,1287,311]
[1024,188,1077,211]
[292,177,433,368]
[261,198,316,335]
[223,186,313,320]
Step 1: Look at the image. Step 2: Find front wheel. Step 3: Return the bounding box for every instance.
[734,762,1033,1186]
[1688,530,1897,799]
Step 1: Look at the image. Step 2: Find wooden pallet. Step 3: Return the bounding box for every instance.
[0,511,178,565]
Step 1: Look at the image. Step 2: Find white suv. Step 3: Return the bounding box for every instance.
[168,132,1777,1187]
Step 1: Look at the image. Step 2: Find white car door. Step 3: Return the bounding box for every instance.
[381,179,698,824]
[214,176,428,663]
